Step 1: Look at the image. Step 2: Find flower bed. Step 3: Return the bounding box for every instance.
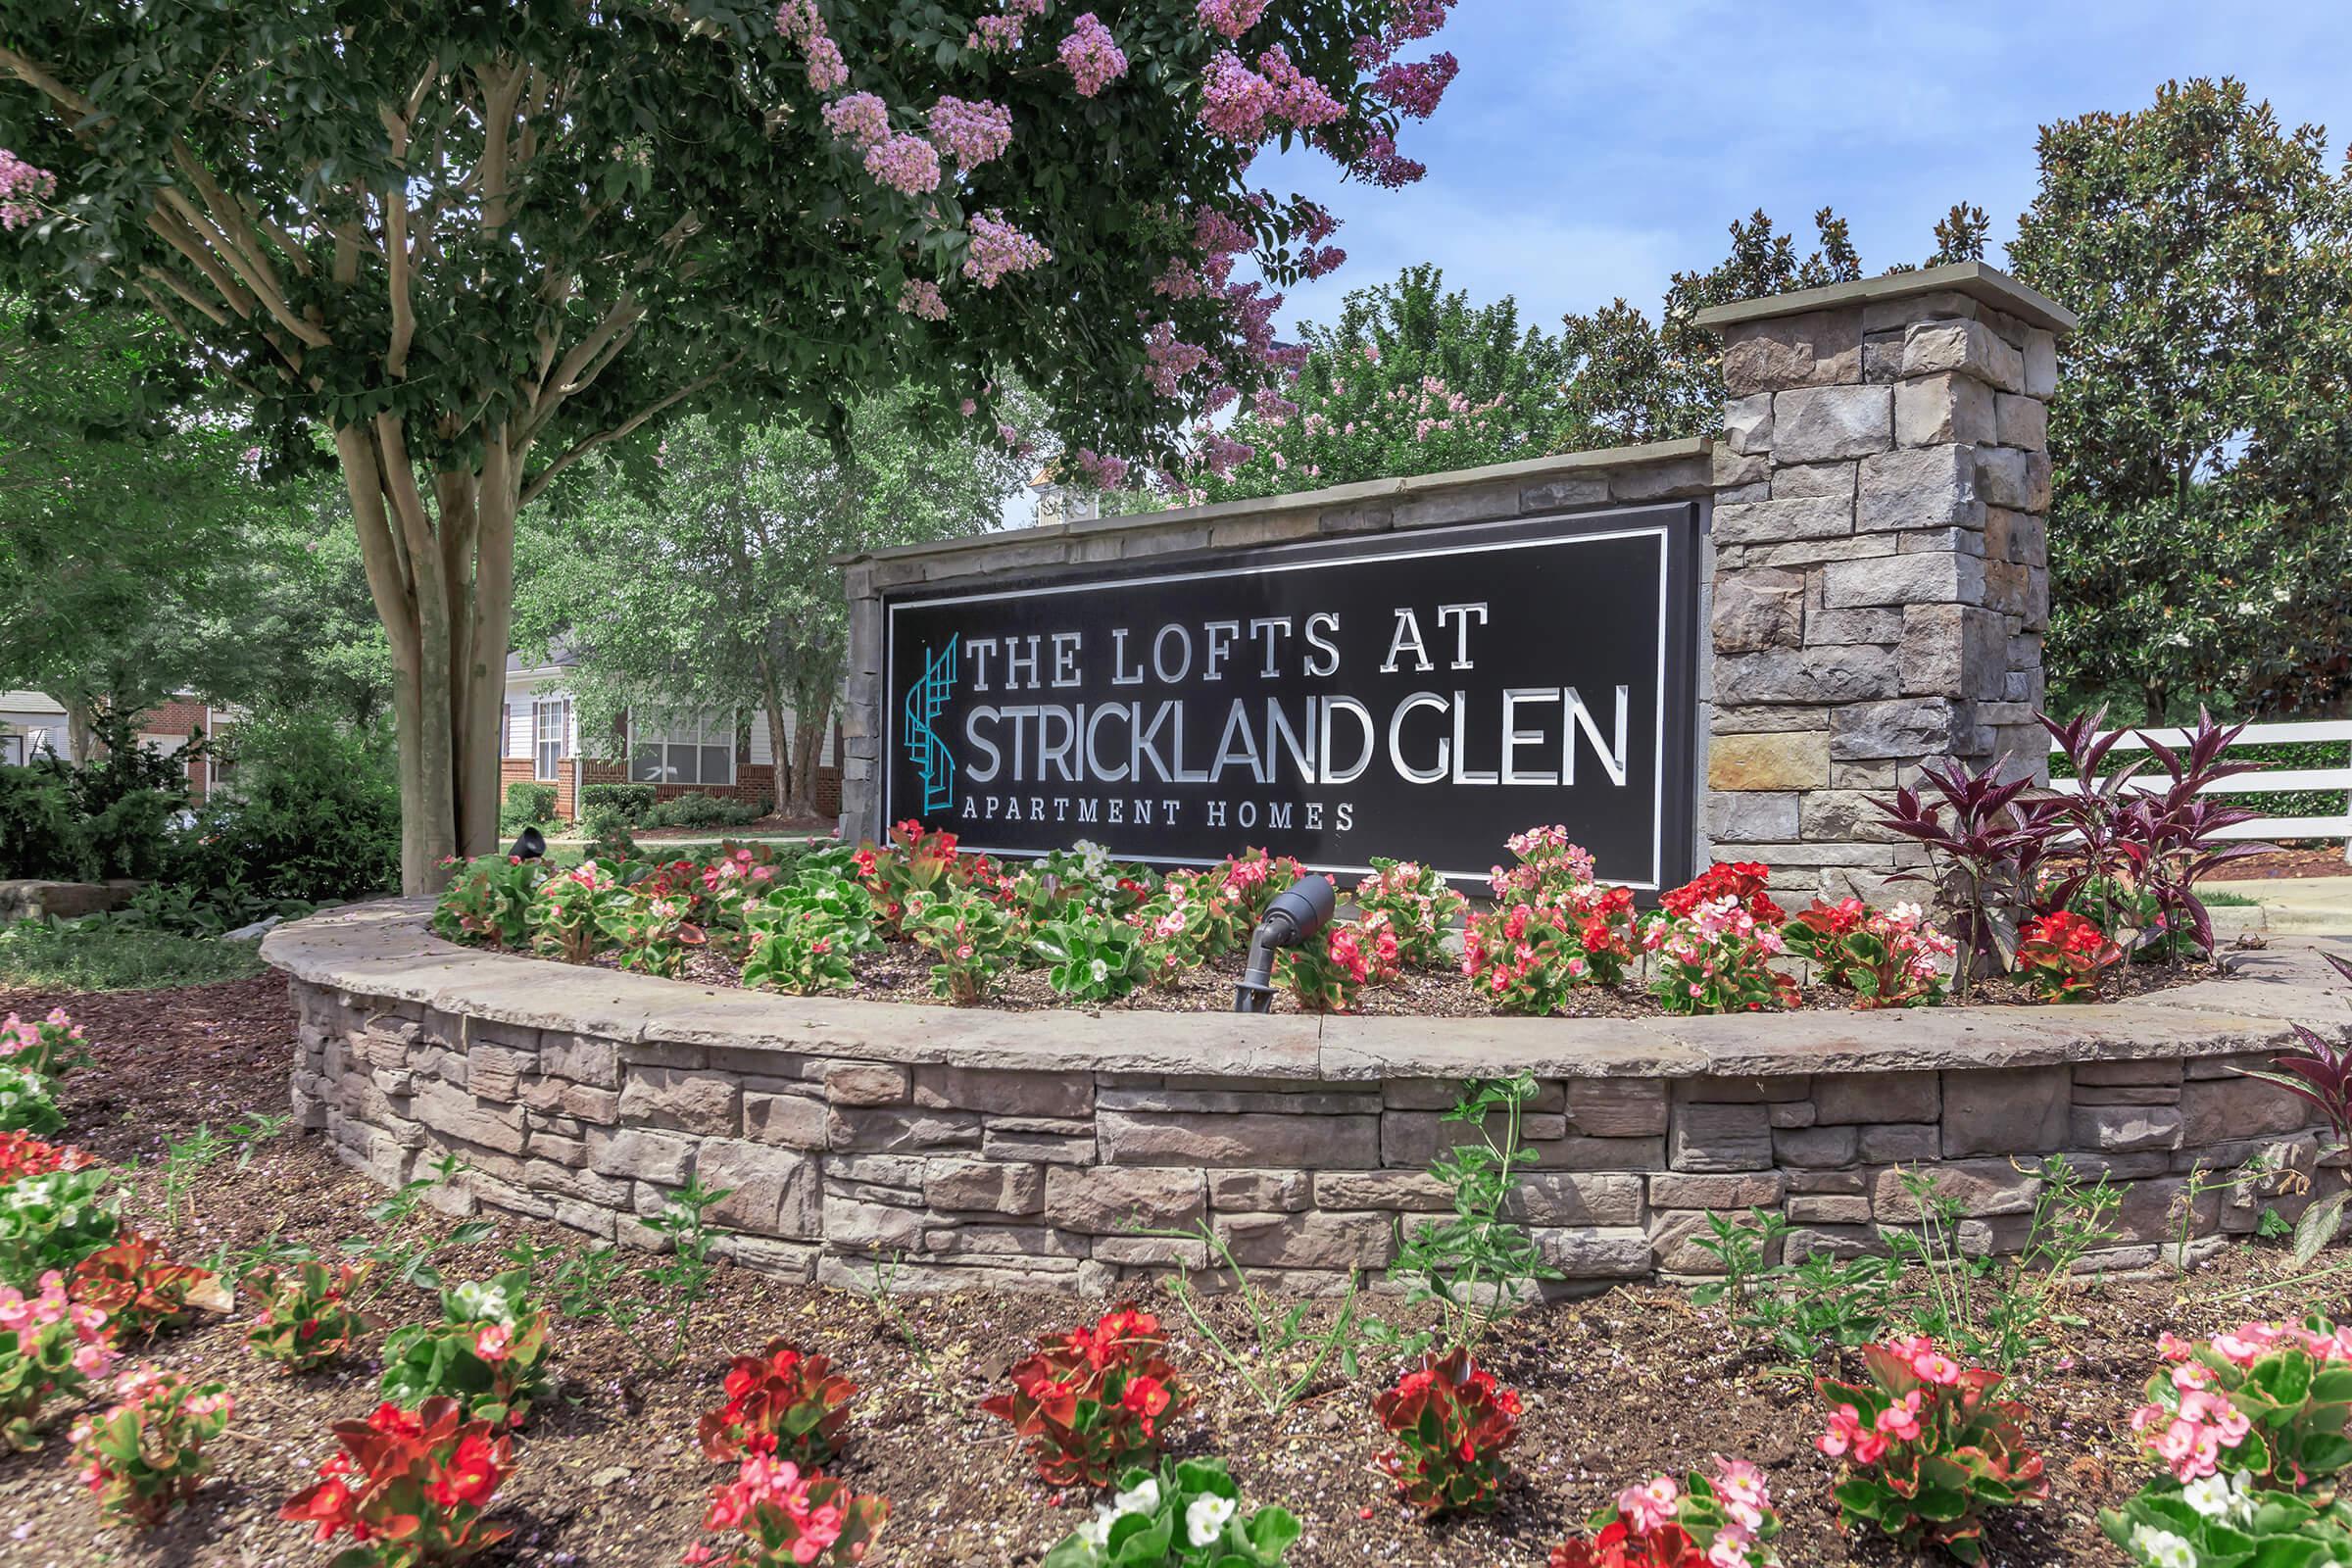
[266,887,2350,1299]
[16,968,2352,1565]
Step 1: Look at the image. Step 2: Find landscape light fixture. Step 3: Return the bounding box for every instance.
[1232,872,1338,1013]
[509,825,547,862]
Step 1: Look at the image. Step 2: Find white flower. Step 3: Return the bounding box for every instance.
[1111,1477,1159,1518]
[450,1281,512,1324]
[2181,1468,2254,1523]
[1076,1506,1117,1549]
[1089,957,1109,984]
[1185,1494,1236,1547]
[2130,1523,2197,1568]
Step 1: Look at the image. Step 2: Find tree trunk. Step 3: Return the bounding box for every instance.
[789,684,832,823]
[759,685,794,821]
[335,419,520,894]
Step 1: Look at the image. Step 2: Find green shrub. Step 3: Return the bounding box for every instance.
[578,783,655,823]
[501,782,558,827]
[643,793,761,830]
[0,764,87,881]
[577,806,638,859]
[168,710,399,905]
[0,712,193,883]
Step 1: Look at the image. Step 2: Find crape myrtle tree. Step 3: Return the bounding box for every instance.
[0,0,1460,890]
[515,397,1029,817]
[2008,78,2352,720]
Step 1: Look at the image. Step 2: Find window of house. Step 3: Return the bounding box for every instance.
[534,699,568,782]
[629,711,735,786]
[0,734,21,767]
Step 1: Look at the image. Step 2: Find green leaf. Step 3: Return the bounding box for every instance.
[2293,1191,2346,1267]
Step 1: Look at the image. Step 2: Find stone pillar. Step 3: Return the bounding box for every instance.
[1691,262,2075,903]
[837,561,883,839]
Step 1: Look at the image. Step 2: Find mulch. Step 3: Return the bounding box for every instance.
[0,972,2322,1567]
[2207,846,2352,881]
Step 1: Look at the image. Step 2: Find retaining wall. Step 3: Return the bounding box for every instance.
[266,903,2352,1295]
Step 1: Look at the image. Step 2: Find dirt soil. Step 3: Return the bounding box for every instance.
[2207,846,2352,881]
[617,941,2217,1018]
[0,971,2328,1566]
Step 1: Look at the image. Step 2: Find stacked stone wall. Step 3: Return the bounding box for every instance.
[1696,271,2066,904]
[274,905,2351,1296]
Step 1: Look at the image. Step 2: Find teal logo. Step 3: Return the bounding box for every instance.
[903,636,958,812]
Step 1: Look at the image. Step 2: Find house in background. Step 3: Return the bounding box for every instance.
[502,647,841,822]
[0,689,228,798]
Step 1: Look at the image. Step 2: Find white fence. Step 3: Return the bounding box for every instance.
[2049,719,2352,857]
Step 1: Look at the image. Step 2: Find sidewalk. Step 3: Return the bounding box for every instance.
[2209,875,2352,937]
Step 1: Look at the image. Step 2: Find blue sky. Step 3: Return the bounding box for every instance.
[1259,0,2352,337]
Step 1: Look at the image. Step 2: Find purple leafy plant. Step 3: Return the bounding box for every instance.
[1873,758,2067,999]
[2111,710,2265,962]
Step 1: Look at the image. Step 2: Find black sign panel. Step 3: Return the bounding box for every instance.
[882,504,1700,889]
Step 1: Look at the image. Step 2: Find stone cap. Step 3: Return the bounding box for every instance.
[1690,261,2078,336]
[265,901,2347,1082]
[828,436,1711,567]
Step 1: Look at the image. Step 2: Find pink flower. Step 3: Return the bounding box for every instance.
[863,131,941,195]
[1199,52,1276,139]
[0,153,58,231]
[803,34,849,92]
[928,95,1013,167]
[1372,52,1459,119]
[1058,14,1129,96]
[1616,1475,1679,1532]
[897,279,949,320]
[474,1323,513,1362]
[1195,0,1267,39]
[962,210,1051,286]
[821,91,890,150]
[1075,449,1130,489]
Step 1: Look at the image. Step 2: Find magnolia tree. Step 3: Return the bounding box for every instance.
[0,0,1457,889]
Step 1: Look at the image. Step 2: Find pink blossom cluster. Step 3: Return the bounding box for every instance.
[1298,243,1348,277]
[1251,387,1298,421]
[1321,913,1400,986]
[820,91,889,150]
[863,132,942,195]
[0,149,55,232]
[699,1455,847,1548]
[1152,259,1204,300]
[1,1008,80,1055]
[929,96,1013,168]
[1256,45,1345,127]
[773,0,848,91]
[1373,51,1459,119]
[2128,1322,2318,1481]
[1074,449,1130,489]
[962,210,1052,287]
[1614,1458,1776,1567]
[0,1272,116,1380]
[967,0,1049,54]
[1198,52,1278,139]
[897,279,948,320]
[1058,14,1130,97]
[1143,321,1210,396]
[1196,430,1255,476]
[1196,0,1268,40]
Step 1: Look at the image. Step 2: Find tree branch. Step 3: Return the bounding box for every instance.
[518,365,736,508]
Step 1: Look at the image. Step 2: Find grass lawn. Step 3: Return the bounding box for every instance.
[0,919,266,992]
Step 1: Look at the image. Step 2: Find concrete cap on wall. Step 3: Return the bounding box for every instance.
[1690,260,2078,336]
